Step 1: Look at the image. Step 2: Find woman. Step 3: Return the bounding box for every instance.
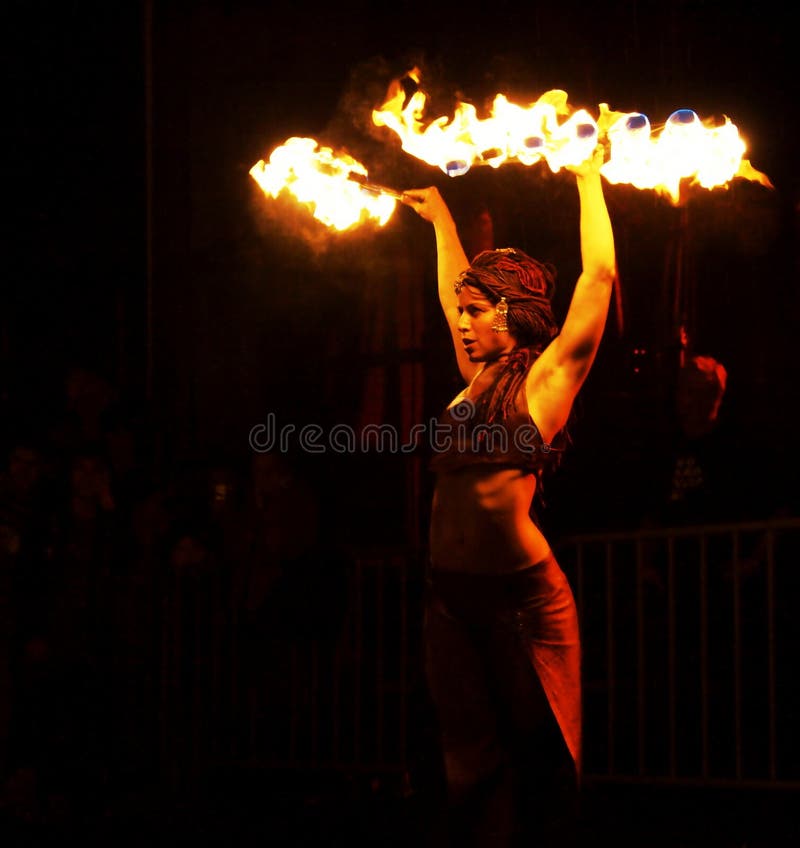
[402,145,615,846]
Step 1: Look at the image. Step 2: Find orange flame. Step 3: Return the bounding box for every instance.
[372,70,773,204]
[597,104,773,203]
[250,137,398,231]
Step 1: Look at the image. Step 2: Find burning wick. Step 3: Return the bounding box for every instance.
[346,172,406,201]
[372,72,774,204]
[249,137,400,230]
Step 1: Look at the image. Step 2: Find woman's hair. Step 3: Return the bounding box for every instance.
[457,248,571,502]
[456,248,559,423]
[457,247,558,351]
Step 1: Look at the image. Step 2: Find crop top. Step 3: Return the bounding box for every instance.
[428,386,563,476]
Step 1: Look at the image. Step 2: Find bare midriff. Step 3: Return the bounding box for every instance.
[429,465,552,573]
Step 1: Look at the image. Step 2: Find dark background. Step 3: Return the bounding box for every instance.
[2,3,798,845]
[6,0,799,539]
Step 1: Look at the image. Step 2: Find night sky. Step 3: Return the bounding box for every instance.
[6,0,799,536]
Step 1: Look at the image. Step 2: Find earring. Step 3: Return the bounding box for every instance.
[491,297,509,333]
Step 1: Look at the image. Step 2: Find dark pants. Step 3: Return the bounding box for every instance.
[424,557,580,847]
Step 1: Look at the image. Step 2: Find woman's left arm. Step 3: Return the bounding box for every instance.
[525,146,616,437]
[530,148,616,395]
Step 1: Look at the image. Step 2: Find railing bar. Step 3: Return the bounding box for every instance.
[399,558,409,769]
[354,559,363,762]
[581,774,800,790]
[605,541,615,776]
[212,574,224,763]
[766,530,777,781]
[194,580,204,774]
[290,643,299,765]
[635,539,646,776]
[162,575,178,789]
[331,624,342,762]
[667,536,676,778]
[562,516,800,544]
[248,675,258,762]
[229,602,240,760]
[699,534,710,779]
[311,640,319,764]
[732,531,743,780]
[376,560,385,762]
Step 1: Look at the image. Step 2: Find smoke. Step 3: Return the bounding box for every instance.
[244,51,509,279]
[247,181,339,264]
[245,164,419,288]
[319,52,464,192]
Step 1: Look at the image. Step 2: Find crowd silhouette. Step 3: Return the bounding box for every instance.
[0,358,352,840]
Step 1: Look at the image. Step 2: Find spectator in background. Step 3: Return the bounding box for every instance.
[661,353,729,525]
[0,434,51,796]
[233,450,350,646]
[230,450,351,762]
[12,441,120,822]
[48,364,114,458]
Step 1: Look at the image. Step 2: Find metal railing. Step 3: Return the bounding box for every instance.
[557,516,800,788]
[152,547,423,790]
[147,518,800,792]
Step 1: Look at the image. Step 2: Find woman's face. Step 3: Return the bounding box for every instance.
[456,285,516,362]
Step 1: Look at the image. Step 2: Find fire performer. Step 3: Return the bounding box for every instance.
[402,142,615,846]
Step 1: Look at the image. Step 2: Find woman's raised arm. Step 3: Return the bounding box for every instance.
[526,146,617,437]
[403,187,476,383]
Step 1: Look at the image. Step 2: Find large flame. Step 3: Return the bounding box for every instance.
[372,70,772,204]
[250,137,397,231]
[597,104,772,204]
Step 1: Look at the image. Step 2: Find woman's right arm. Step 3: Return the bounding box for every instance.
[402,187,476,383]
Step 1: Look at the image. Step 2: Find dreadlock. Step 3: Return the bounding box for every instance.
[456,247,574,494]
